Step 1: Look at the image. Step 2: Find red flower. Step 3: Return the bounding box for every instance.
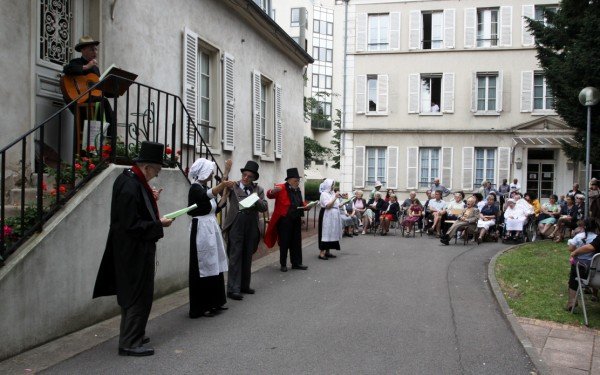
[42,181,47,191]
[81,157,89,162]
[59,185,67,194]
[50,189,57,196]
[74,163,82,171]
[86,145,96,152]
[3,225,12,237]
[102,144,112,152]
[165,147,172,155]
[102,152,110,159]
[88,163,96,171]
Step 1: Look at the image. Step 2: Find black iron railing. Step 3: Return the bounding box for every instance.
[0,74,221,263]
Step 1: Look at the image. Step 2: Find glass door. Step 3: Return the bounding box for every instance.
[526,162,555,200]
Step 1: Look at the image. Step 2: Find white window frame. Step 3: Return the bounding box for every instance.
[476,73,498,112]
[366,147,387,186]
[198,50,211,143]
[533,72,554,111]
[534,4,558,25]
[419,74,442,114]
[422,11,444,50]
[368,13,390,51]
[474,148,496,186]
[477,8,499,47]
[291,8,300,27]
[419,148,440,188]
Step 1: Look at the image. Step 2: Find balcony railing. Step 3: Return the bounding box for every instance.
[311,119,332,131]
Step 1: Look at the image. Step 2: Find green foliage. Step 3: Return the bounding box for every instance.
[496,241,600,328]
[304,179,322,202]
[304,136,331,169]
[526,1,600,164]
[330,109,342,169]
[304,92,331,122]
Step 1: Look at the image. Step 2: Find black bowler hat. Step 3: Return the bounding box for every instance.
[75,36,100,52]
[285,167,301,180]
[134,141,164,165]
[241,160,260,180]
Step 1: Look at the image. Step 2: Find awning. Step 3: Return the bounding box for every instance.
[512,136,578,146]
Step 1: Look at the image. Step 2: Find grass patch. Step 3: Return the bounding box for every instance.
[495,241,600,328]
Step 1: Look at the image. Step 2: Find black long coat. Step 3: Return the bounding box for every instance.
[93,169,163,309]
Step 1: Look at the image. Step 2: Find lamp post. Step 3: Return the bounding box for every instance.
[578,87,599,219]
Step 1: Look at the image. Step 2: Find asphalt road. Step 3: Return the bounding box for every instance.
[44,232,535,374]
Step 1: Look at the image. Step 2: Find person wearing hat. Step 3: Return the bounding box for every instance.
[222,161,268,300]
[93,141,174,357]
[63,36,116,142]
[503,198,527,241]
[265,168,310,272]
[369,181,383,200]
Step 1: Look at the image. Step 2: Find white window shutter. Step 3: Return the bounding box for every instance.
[406,147,418,189]
[522,5,535,46]
[222,52,235,151]
[377,74,389,114]
[356,75,367,114]
[444,9,456,49]
[442,73,455,113]
[354,146,365,188]
[389,12,401,50]
[520,71,534,112]
[274,83,282,159]
[496,71,504,112]
[387,146,399,189]
[441,147,453,190]
[408,10,421,50]
[355,13,367,52]
[182,28,198,146]
[408,73,420,114]
[462,147,474,191]
[497,147,511,185]
[470,72,478,113]
[499,6,513,47]
[252,70,262,156]
[464,8,476,48]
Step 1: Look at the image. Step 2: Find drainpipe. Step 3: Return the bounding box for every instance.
[342,0,349,183]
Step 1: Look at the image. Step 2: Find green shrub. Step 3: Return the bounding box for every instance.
[304,179,322,202]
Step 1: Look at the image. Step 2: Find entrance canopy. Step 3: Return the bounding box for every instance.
[512,136,578,146]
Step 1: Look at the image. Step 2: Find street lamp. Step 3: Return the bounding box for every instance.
[578,86,599,219]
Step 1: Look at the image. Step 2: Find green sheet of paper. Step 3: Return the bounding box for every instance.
[299,201,319,210]
[164,204,197,219]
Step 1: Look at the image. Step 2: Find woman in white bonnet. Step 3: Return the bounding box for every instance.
[186,158,235,318]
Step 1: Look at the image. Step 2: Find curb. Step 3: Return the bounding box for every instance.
[487,244,551,375]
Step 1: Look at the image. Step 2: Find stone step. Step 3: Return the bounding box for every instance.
[30,173,55,189]
[9,188,39,205]
[1,205,22,219]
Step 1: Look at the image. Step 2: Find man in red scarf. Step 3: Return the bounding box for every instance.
[93,141,173,357]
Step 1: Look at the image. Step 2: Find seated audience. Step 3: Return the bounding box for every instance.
[550,195,579,242]
[476,195,499,244]
[565,220,599,311]
[379,194,399,236]
[427,190,447,237]
[503,199,527,241]
[362,192,387,235]
[538,194,561,238]
[401,199,423,236]
[340,193,358,237]
[352,190,367,225]
[440,197,480,245]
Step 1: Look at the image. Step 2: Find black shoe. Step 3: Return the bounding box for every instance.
[280,266,288,272]
[142,336,150,345]
[189,310,216,319]
[241,288,255,294]
[118,347,154,357]
[291,264,308,270]
[325,253,337,258]
[212,306,229,311]
[440,238,450,245]
[227,292,244,300]
[318,255,329,260]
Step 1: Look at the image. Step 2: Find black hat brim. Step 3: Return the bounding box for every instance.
[240,168,259,180]
[75,41,100,52]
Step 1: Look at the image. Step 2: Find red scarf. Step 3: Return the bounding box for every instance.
[131,165,159,216]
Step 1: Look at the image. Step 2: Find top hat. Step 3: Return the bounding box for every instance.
[75,36,100,52]
[285,168,301,180]
[240,160,260,180]
[134,141,164,165]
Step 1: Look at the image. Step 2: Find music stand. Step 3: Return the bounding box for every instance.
[97,67,138,98]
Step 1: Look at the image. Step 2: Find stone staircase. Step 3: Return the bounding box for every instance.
[3,173,55,219]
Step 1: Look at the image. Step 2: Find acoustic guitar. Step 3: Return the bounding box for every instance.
[60,72,103,104]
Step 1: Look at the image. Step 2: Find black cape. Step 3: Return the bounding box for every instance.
[93,169,163,309]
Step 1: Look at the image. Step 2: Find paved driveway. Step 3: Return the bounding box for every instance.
[44,233,535,374]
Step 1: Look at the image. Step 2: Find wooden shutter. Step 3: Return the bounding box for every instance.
[409,10,421,50]
[377,74,389,114]
[520,71,534,112]
[496,71,504,112]
[441,147,453,190]
[497,147,511,185]
[464,8,476,48]
[182,28,198,145]
[354,146,365,188]
[522,5,535,46]
[444,9,456,49]
[389,12,401,50]
[406,147,418,189]
[274,83,282,159]
[462,147,474,191]
[252,70,262,156]
[470,72,478,112]
[408,73,420,114]
[355,13,367,52]
[356,75,367,114]
[222,53,235,151]
[387,146,399,189]
[442,73,455,113]
[499,6,513,47]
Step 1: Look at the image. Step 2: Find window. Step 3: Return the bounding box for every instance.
[312,74,319,88]
[292,36,300,45]
[312,101,332,118]
[312,74,332,90]
[260,82,267,153]
[419,148,440,187]
[535,5,557,24]
[475,148,496,186]
[325,75,332,89]
[367,75,378,112]
[314,20,332,35]
[291,8,300,27]
[199,51,210,141]
[253,0,271,14]
[312,47,333,62]
[477,73,497,111]
[533,73,554,110]
[422,11,443,49]
[420,75,442,113]
[368,14,389,51]
[366,147,386,185]
[477,8,498,47]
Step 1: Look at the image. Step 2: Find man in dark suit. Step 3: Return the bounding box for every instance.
[223,161,268,300]
[93,141,173,357]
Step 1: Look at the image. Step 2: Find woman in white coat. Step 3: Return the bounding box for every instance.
[503,199,527,241]
[318,179,342,260]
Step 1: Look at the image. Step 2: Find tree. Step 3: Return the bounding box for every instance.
[527,0,600,165]
[304,136,331,169]
[330,109,342,169]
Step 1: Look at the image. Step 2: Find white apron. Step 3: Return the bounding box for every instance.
[320,191,343,242]
[191,199,228,278]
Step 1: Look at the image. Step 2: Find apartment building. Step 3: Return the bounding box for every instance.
[336,0,577,201]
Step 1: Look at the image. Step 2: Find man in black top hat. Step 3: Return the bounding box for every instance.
[222,161,268,300]
[93,141,173,357]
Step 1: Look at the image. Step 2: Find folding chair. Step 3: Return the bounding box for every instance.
[574,253,600,326]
